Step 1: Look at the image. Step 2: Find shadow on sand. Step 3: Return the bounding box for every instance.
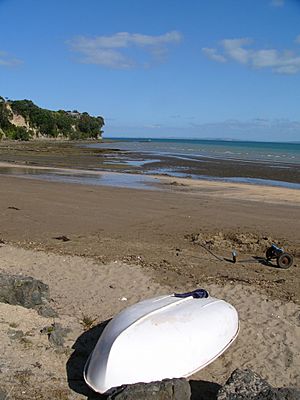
[66,320,221,400]
[190,380,221,400]
[66,319,111,399]
[252,256,283,269]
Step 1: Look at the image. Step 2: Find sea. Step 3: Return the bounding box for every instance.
[85,138,300,189]
[94,138,300,165]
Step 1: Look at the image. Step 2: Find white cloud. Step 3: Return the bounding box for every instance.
[270,0,284,7]
[251,49,279,67]
[296,35,300,44]
[0,50,22,67]
[202,47,227,63]
[202,37,300,74]
[221,38,252,64]
[68,31,182,69]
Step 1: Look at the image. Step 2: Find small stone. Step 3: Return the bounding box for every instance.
[36,304,58,318]
[7,329,24,340]
[0,388,8,400]
[41,323,70,347]
[54,235,70,242]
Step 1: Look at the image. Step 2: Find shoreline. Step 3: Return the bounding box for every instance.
[0,140,299,187]
[0,161,300,206]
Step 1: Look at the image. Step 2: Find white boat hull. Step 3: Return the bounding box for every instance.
[84,291,239,394]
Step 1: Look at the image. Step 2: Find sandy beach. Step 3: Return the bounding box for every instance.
[0,155,299,398]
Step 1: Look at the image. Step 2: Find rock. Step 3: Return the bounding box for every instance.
[0,272,57,317]
[107,378,191,400]
[217,369,300,400]
[41,323,70,347]
[0,388,8,400]
[276,388,300,400]
[217,369,273,400]
[7,329,24,340]
[0,388,10,400]
[36,303,57,318]
[54,235,70,242]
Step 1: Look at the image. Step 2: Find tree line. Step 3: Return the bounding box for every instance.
[0,96,104,141]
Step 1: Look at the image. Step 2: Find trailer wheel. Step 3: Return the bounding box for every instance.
[277,253,293,269]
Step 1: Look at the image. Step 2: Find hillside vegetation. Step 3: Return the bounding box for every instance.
[0,96,104,141]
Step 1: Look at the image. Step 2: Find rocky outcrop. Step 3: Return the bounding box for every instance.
[107,379,191,400]
[0,272,57,317]
[102,370,300,400]
[217,369,300,400]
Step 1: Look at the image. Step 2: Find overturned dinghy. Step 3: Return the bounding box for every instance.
[84,289,239,394]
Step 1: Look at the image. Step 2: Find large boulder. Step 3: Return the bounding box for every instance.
[0,272,57,317]
[107,378,191,400]
[217,369,300,400]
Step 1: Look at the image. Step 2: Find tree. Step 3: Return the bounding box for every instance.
[1,96,105,140]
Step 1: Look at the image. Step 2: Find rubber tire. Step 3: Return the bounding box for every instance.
[277,253,293,269]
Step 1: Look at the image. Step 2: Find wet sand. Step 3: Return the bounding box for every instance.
[0,172,299,303]
[0,140,299,185]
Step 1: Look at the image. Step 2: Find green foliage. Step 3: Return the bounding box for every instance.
[80,315,98,331]
[6,126,32,141]
[0,97,104,140]
[0,100,12,130]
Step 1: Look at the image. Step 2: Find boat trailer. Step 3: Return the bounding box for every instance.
[265,244,294,269]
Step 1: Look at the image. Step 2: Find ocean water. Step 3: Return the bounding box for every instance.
[93,138,300,166]
[0,166,159,190]
[84,138,300,189]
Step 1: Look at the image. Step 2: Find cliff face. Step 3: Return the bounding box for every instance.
[0,97,104,141]
[8,104,28,128]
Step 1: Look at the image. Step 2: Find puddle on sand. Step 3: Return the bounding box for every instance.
[103,159,161,167]
[0,166,160,190]
[1,165,299,190]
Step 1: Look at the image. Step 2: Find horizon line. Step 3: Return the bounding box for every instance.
[103,136,300,144]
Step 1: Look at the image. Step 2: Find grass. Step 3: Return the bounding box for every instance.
[80,315,97,331]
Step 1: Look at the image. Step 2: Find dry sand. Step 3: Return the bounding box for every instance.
[0,170,299,399]
[0,245,299,400]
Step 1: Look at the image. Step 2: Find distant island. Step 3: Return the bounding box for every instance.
[0,96,104,141]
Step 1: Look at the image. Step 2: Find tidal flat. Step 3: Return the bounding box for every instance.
[0,140,299,187]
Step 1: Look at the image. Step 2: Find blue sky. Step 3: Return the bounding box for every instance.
[0,0,300,141]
